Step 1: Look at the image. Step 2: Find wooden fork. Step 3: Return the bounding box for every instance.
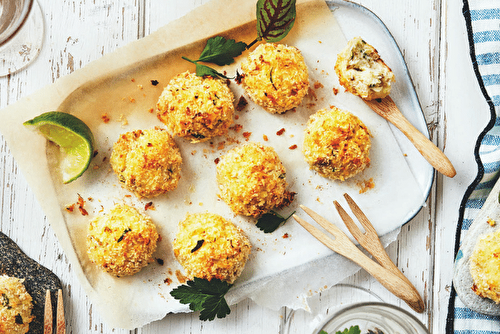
[44,289,66,334]
[364,96,456,178]
[293,196,424,313]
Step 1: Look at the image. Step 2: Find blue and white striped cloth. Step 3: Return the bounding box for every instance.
[446,1,500,333]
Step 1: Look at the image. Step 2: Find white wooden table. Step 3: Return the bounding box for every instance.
[0,0,488,333]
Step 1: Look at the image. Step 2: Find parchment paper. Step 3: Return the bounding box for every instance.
[0,0,424,329]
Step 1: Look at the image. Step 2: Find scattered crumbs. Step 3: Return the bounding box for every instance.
[125,194,132,198]
[318,41,322,44]
[65,204,75,213]
[276,128,285,136]
[131,78,136,82]
[199,202,203,206]
[243,132,252,140]
[314,82,324,89]
[137,84,143,90]
[404,153,408,157]
[357,178,375,194]
[77,194,88,216]
[101,113,110,123]
[487,218,497,226]
[236,96,248,111]
[156,258,164,266]
[158,234,163,242]
[230,124,243,132]
[316,197,321,202]
[149,107,155,113]
[333,87,339,95]
[235,114,240,120]
[128,97,136,103]
[214,157,220,164]
[289,144,298,150]
[175,270,187,283]
[263,134,269,141]
[306,103,316,108]
[217,141,225,150]
[282,233,289,239]
[191,150,197,156]
[164,277,172,285]
[151,79,159,86]
[308,87,318,101]
[145,202,155,211]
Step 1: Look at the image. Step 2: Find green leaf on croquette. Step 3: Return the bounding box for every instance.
[256,210,295,233]
[197,36,247,66]
[170,278,232,321]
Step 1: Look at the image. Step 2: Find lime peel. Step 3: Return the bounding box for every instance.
[23,111,95,184]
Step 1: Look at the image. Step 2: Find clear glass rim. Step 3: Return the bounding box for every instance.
[0,0,35,46]
[316,302,430,334]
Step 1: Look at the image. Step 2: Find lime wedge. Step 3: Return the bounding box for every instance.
[23,111,95,184]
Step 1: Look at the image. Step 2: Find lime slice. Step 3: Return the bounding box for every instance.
[23,111,95,184]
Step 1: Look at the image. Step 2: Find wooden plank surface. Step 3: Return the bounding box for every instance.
[0,0,487,333]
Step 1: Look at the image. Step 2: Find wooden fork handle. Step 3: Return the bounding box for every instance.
[365,97,456,178]
[293,214,424,313]
[351,248,425,313]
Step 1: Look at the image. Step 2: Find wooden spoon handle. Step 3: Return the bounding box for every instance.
[365,97,456,178]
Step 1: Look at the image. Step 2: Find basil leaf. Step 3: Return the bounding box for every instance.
[198,36,247,66]
[256,0,296,43]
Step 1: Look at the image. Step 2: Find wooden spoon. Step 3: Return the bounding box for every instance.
[365,96,456,178]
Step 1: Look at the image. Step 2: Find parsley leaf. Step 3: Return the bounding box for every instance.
[182,36,246,78]
[256,210,295,233]
[198,36,247,66]
[170,277,233,321]
[336,326,361,334]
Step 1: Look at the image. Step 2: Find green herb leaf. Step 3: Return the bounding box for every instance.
[198,36,247,66]
[195,62,229,79]
[319,331,329,334]
[335,325,361,334]
[256,0,296,43]
[256,210,295,233]
[170,278,233,321]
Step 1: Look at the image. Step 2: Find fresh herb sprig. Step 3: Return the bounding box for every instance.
[170,277,233,321]
[183,37,247,79]
[256,210,295,233]
[183,0,297,78]
[248,0,297,48]
[319,325,361,334]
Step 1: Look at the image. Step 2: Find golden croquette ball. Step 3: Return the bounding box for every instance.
[335,37,395,100]
[303,107,371,181]
[241,43,309,114]
[173,213,251,284]
[470,229,500,303]
[0,275,33,334]
[156,71,235,142]
[110,128,182,198]
[86,204,159,276]
[216,142,289,217]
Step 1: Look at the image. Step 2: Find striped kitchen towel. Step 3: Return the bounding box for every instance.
[446,1,500,333]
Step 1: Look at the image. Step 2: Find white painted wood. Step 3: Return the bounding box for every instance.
[0,0,486,333]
